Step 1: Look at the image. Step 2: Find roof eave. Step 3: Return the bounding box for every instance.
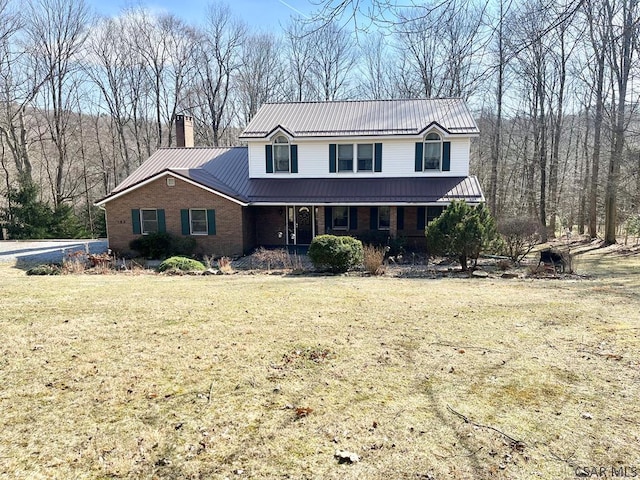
[94,169,249,207]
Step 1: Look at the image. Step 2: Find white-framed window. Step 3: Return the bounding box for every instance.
[424,132,442,170]
[332,206,349,230]
[357,143,373,171]
[273,135,290,172]
[378,206,390,230]
[141,209,158,234]
[337,144,354,172]
[190,209,208,235]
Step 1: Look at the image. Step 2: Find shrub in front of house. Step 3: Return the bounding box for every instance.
[355,231,405,257]
[425,200,502,271]
[129,232,196,259]
[498,217,541,264]
[158,256,206,273]
[363,244,386,275]
[26,264,61,276]
[308,235,364,273]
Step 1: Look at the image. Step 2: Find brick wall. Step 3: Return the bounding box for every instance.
[105,175,249,257]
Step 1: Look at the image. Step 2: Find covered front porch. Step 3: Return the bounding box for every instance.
[250,205,446,250]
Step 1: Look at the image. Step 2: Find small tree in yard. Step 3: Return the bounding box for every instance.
[425,201,501,271]
[498,217,541,264]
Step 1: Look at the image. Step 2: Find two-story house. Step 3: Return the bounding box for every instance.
[96,99,484,257]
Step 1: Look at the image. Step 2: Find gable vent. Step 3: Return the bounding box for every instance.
[166,177,175,187]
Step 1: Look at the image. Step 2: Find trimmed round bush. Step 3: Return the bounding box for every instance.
[308,235,364,273]
[158,256,206,272]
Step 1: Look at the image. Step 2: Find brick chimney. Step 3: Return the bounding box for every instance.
[175,114,194,148]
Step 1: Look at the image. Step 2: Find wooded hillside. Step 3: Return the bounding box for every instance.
[1,0,639,242]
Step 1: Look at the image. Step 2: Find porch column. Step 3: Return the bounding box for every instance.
[316,206,324,237]
[390,207,398,238]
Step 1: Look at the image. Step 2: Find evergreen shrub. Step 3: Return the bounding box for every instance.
[308,235,363,273]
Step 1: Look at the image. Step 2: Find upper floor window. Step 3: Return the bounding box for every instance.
[424,132,442,170]
[141,209,158,234]
[273,135,290,172]
[357,144,373,171]
[331,143,382,173]
[338,144,354,172]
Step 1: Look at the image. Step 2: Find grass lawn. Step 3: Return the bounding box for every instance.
[1,248,639,479]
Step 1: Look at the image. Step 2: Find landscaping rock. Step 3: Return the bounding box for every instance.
[334,449,360,464]
[471,270,489,278]
[501,272,519,279]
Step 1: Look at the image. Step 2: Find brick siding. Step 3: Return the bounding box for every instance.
[105,175,249,257]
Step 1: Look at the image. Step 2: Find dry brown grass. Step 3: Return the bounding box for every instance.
[363,245,386,275]
[1,248,639,479]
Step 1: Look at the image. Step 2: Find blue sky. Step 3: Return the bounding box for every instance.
[86,0,314,28]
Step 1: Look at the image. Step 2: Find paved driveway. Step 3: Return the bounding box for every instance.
[0,239,108,265]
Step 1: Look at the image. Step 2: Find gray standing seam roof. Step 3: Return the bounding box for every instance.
[240,98,479,138]
[98,146,484,206]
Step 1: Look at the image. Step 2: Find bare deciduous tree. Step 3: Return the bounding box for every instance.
[236,32,286,123]
[190,2,246,146]
[25,0,91,206]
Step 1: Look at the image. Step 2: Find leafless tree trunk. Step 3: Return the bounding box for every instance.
[604,0,636,244]
[548,18,571,237]
[488,0,507,216]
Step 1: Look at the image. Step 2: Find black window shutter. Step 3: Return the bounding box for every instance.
[265,145,274,173]
[290,144,298,173]
[181,209,190,235]
[131,209,141,234]
[349,207,358,230]
[157,209,166,233]
[329,144,337,173]
[370,207,378,230]
[442,141,451,171]
[415,142,423,172]
[207,209,216,235]
[324,206,333,232]
[374,143,382,172]
[417,206,426,230]
[397,207,405,230]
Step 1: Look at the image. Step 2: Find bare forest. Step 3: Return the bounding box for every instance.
[1,0,639,243]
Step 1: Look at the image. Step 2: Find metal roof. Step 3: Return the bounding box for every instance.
[244,176,484,204]
[240,98,479,139]
[97,146,484,206]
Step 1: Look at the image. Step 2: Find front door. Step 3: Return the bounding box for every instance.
[287,206,314,245]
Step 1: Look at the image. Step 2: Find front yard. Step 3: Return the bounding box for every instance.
[0,246,638,479]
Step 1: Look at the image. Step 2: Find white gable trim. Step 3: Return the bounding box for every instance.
[417,121,451,137]
[265,124,295,140]
[94,170,248,207]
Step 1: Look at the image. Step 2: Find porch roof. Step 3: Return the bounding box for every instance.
[240,176,484,205]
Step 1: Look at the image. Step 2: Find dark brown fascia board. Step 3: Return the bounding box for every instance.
[240,124,296,140]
